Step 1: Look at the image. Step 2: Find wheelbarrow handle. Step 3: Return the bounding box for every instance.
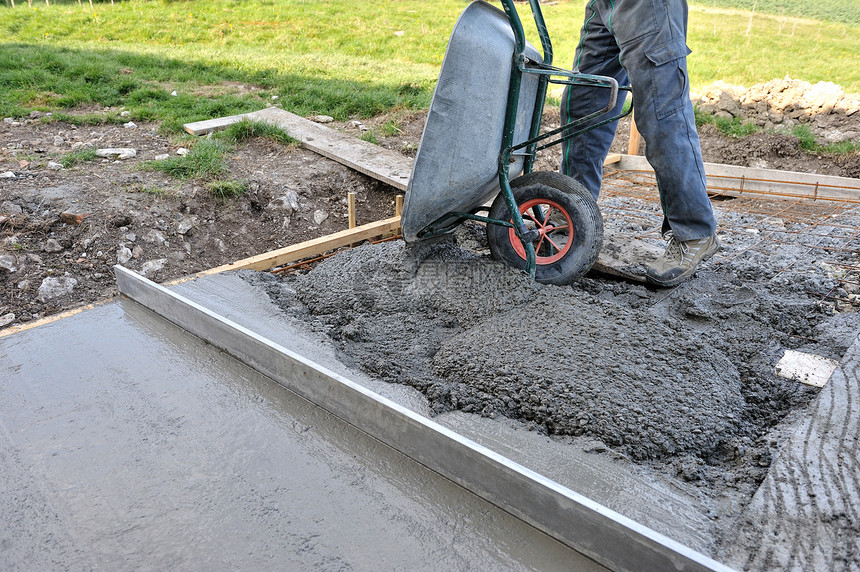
[500,0,554,66]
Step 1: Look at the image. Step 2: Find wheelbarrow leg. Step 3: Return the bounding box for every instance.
[498,165,539,279]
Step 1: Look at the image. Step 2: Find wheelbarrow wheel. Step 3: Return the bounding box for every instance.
[486,171,603,285]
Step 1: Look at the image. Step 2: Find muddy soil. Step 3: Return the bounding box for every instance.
[0,115,401,328]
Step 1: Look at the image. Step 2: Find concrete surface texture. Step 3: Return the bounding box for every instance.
[172,271,721,554]
[3,257,858,569]
[724,332,860,570]
[246,227,860,568]
[0,300,603,571]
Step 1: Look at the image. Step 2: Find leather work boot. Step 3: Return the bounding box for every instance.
[646,232,720,287]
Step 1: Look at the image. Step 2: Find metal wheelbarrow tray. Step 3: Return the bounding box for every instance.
[401,0,630,285]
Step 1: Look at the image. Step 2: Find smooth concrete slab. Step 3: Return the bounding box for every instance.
[723,332,860,570]
[169,271,721,556]
[116,267,728,572]
[0,300,602,571]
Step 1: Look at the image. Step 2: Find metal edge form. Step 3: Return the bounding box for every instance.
[113,265,733,572]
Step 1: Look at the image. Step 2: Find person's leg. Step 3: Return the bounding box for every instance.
[559,0,627,200]
[612,0,716,242]
[597,0,718,286]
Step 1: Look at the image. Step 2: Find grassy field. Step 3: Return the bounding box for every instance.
[707,0,859,26]
[0,0,858,132]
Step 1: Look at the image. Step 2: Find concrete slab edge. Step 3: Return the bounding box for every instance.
[113,265,733,572]
[0,298,112,339]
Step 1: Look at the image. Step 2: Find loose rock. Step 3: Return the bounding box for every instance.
[313,209,329,225]
[140,258,167,277]
[60,211,91,225]
[117,246,133,265]
[268,190,300,212]
[694,78,860,142]
[0,255,18,273]
[143,229,166,245]
[176,217,196,235]
[1,201,23,214]
[95,148,137,160]
[42,238,64,253]
[37,276,78,302]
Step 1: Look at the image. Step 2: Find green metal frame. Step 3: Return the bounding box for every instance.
[421,0,632,278]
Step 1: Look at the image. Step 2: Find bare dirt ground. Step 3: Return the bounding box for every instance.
[1,107,859,331]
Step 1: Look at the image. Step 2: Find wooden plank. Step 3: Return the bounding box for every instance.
[0,300,111,339]
[626,117,642,156]
[172,216,402,280]
[615,154,860,201]
[592,232,662,283]
[603,153,622,165]
[183,112,258,136]
[184,108,413,191]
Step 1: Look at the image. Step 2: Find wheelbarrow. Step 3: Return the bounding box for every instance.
[400,0,632,285]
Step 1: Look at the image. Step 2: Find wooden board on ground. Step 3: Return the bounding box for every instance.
[169,216,402,281]
[184,107,413,191]
[614,154,860,202]
[592,232,662,283]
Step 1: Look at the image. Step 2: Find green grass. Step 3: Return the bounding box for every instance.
[208,179,248,200]
[790,124,860,154]
[138,184,168,196]
[694,108,761,137]
[359,130,379,145]
[142,118,297,184]
[380,120,403,137]
[59,146,97,168]
[791,124,819,151]
[706,0,859,26]
[0,0,858,136]
[144,139,230,179]
[49,111,124,126]
[220,119,297,146]
[692,109,860,154]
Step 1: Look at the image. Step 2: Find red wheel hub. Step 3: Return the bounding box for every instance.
[508,198,573,264]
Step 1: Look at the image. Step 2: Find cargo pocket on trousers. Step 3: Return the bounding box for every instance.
[645,39,692,120]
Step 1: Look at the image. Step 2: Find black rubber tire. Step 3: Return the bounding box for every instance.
[486,171,603,285]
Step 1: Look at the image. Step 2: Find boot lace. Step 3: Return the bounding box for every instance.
[662,231,686,263]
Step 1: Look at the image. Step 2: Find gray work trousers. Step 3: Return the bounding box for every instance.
[560,0,716,241]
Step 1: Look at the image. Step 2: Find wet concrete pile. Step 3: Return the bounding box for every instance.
[247,227,858,497]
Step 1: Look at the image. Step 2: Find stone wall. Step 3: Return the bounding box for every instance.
[692,78,860,143]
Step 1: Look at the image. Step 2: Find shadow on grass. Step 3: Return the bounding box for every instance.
[0,43,433,132]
